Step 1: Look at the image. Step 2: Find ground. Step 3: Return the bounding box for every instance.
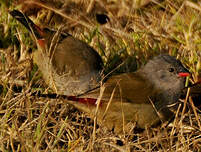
[0,0,201,151]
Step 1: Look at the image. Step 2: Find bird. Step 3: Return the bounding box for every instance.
[35,55,190,133]
[10,10,190,133]
[10,9,103,96]
[68,54,190,133]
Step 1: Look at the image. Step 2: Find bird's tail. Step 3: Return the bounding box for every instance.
[9,10,44,39]
[32,92,99,114]
[32,92,98,106]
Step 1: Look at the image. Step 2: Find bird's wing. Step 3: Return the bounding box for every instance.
[81,72,156,104]
[51,36,103,75]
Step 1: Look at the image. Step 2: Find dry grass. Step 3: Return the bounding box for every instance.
[0,0,201,151]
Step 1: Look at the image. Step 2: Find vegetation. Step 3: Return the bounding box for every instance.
[0,0,200,151]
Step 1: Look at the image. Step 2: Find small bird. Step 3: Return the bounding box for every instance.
[67,55,190,133]
[37,55,190,133]
[10,10,103,96]
[10,10,190,133]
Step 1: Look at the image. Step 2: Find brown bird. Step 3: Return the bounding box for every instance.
[35,55,190,133]
[68,55,190,132]
[10,10,103,96]
[10,10,190,133]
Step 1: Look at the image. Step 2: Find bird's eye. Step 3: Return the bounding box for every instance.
[168,67,175,72]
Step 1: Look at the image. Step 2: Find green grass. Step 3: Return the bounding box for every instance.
[0,0,201,151]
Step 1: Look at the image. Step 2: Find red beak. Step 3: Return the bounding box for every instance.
[178,72,190,77]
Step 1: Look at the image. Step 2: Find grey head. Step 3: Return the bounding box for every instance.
[138,54,189,108]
